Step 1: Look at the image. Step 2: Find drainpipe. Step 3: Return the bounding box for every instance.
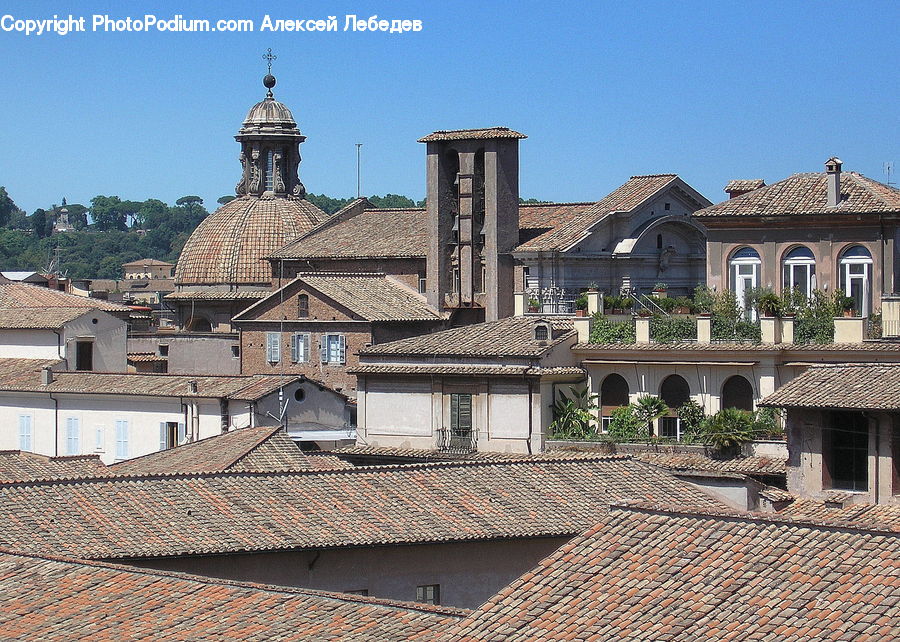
[52,330,68,369]
[49,392,58,456]
[526,377,534,455]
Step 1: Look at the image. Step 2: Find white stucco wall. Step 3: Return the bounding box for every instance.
[62,311,128,372]
[0,330,60,359]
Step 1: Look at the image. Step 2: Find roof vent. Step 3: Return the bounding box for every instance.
[825,157,842,207]
[188,380,198,394]
[724,179,766,199]
[41,366,53,385]
[533,321,550,342]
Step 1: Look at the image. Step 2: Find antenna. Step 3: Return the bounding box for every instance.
[356,143,363,198]
[884,162,895,186]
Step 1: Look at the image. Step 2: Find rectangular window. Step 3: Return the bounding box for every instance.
[298,294,309,318]
[18,415,32,452]
[75,340,93,371]
[660,417,681,440]
[479,265,486,294]
[418,273,427,294]
[159,421,185,450]
[158,344,169,357]
[824,411,869,492]
[416,584,440,605]
[321,334,346,364]
[345,589,369,596]
[291,333,311,363]
[451,267,460,293]
[450,393,473,434]
[115,420,129,460]
[65,417,80,455]
[266,332,281,363]
[231,345,240,359]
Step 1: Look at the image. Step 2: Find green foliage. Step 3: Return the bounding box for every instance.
[368,194,418,209]
[676,400,706,443]
[655,296,678,313]
[754,288,782,317]
[588,314,635,343]
[693,285,715,314]
[217,195,236,205]
[90,195,128,231]
[607,405,647,442]
[632,394,669,437]
[673,296,694,312]
[0,186,20,228]
[706,289,761,342]
[574,293,588,310]
[700,407,756,449]
[653,282,668,290]
[752,407,784,440]
[549,387,599,441]
[519,197,551,204]
[649,315,695,342]
[794,289,843,344]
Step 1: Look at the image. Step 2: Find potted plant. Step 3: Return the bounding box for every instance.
[673,296,693,315]
[756,291,782,318]
[608,296,623,315]
[527,297,541,313]
[840,295,855,317]
[574,293,588,317]
[620,296,635,312]
[637,307,653,317]
[587,282,600,293]
[652,282,668,298]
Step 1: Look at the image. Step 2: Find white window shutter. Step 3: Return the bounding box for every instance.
[115,421,128,459]
[339,335,346,364]
[159,423,167,450]
[177,422,186,444]
[303,333,310,362]
[320,335,329,363]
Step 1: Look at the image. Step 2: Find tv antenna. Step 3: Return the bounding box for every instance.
[356,143,363,198]
[884,162,895,186]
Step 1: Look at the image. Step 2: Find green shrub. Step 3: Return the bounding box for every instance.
[700,407,755,449]
[632,395,669,438]
[677,400,706,443]
[588,314,635,343]
[693,285,715,314]
[673,296,694,312]
[650,315,696,342]
[548,387,598,441]
[656,297,678,313]
[606,405,647,442]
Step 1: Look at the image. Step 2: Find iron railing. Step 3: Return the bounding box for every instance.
[437,428,477,454]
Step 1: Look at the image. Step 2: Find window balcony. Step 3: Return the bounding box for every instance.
[437,428,477,454]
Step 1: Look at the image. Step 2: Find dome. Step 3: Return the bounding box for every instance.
[175,196,326,287]
[238,97,304,138]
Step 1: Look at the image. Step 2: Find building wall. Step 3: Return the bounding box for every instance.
[62,311,127,372]
[786,407,899,506]
[705,223,894,300]
[125,536,571,610]
[0,392,225,463]
[0,330,59,360]
[129,334,241,375]
[247,378,351,437]
[274,258,426,292]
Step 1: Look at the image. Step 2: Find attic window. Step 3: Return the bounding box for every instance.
[533,323,550,342]
[298,294,309,318]
[664,202,671,210]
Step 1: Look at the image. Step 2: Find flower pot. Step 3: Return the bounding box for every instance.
[843,309,854,318]
[575,309,586,317]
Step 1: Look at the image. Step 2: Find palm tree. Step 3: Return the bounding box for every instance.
[632,395,669,439]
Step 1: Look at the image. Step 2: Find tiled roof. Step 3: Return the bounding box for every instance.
[724,179,766,193]
[634,452,786,475]
[515,174,683,252]
[305,452,356,470]
[127,352,167,363]
[165,289,271,301]
[108,426,314,476]
[443,503,900,641]
[776,498,900,531]
[0,359,298,400]
[0,456,723,560]
[695,171,900,218]
[0,451,107,482]
[271,204,427,260]
[0,307,89,329]
[361,316,575,357]
[760,363,900,410]
[417,127,526,142]
[0,282,129,312]
[350,363,585,377]
[0,549,463,641]
[238,273,441,322]
[332,446,608,462]
[121,258,174,267]
[175,195,326,286]
[575,340,900,353]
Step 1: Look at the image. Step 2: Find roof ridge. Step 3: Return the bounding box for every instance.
[224,426,285,469]
[629,173,677,179]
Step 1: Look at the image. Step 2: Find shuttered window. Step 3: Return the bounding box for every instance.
[291,333,311,363]
[266,332,281,363]
[18,415,32,452]
[450,393,473,433]
[115,420,129,460]
[65,418,80,455]
[321,334,346,364]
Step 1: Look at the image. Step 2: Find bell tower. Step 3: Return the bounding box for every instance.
[234,50,307,198]
[419,127,525,322]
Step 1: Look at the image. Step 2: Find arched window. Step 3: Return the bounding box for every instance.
[782,246,816,298]
[839,246,873,317]
[729,247,761,320]
[186,316,212,332]
[600,374,629,432]
[298,294,309,318]
[721,375,754,411]
[659,374,690,439]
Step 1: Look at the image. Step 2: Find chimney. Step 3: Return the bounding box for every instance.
[41,366,53,385]
[724,179,766,199]
[188,380,198,394]
[825,157,842,207]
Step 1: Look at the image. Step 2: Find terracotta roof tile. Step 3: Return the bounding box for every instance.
[444,504,900,640]
[760,363,900,410]
[0,282,129,312]
[634,452,786,476]
[724,179,766,193]
[122,258,175,267]
[417,127,526,142]
[108,426,314,475]
[175,195,326,286]
[165,289,271,301]
[696,171,900,218]
[0,456,724,559]
[362,316,575,357]
[237,273,441,322]
[350,363,585,377]
[0,307,89,329]
[775,498,900,531]
[0,451,107,482]
[0,548,463,640]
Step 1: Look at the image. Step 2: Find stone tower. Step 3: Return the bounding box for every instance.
[419,127,525,322]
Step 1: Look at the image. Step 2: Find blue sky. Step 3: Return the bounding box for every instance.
[1,0,897,213]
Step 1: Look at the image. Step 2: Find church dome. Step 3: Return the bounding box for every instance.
[175,196,325,287]
[239,97,303,137]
